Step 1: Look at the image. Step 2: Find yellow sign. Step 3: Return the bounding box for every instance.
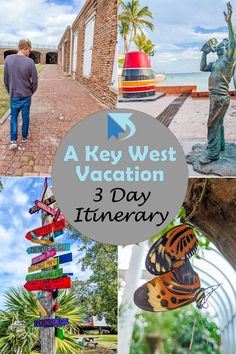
[31,239,61,245]
[28,257,58,273]
[36,300,48,317]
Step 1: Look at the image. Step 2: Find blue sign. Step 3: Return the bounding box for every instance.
[34,318,69,327]
[56,252,73,264]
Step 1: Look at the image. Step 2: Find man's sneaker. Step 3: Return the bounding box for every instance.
[10,142,17,150]
[22,131,31,143]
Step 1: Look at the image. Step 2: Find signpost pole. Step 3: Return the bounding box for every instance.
[40,185,56,354]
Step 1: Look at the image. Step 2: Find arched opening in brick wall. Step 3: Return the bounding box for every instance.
[4,50,17,59]
[30,51,41,64]
[46,52,58,64]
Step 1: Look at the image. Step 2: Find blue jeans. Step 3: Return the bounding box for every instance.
[10,96,31,142]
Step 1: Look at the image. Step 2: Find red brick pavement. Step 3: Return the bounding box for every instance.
[0,65,105,176]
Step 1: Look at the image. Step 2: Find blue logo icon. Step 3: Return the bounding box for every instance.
[108,113,136,140]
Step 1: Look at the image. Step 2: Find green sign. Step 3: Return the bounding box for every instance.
[26,268,63,281]
[26,243,71,254]
[55,327,65,340]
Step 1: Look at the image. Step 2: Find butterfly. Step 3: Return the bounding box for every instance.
[134,260,220,312]
[145,224,198,275]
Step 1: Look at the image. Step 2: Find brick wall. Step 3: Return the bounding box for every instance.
[58,0,118,108]
[58,26,71,74]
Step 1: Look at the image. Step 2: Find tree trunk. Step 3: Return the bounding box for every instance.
[184,178,236,270]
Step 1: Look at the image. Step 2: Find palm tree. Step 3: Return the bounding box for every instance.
[0,287,85,354]
[119,20,130,54]
[119,0,154,53]
[134,33,155,55]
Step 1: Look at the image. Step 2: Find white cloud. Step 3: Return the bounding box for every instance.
[0,0,82,45]
[13,188,29,205]
[132,0,236,72]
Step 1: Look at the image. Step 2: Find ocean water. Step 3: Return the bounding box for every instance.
[156,72,236,91]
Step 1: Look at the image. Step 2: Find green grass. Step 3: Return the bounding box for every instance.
[97,334,117,349]
[81,334,117,352]
[0,67,9,118]
[0,64,44,118]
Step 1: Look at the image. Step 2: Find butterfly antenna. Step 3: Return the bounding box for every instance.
[200,284,222,309]
[189,311,197,350]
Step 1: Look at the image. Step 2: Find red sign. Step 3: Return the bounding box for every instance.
[25,218,66,240]
[31,249,56,265]
[24,277,71,292]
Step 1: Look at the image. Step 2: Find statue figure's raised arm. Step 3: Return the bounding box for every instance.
[224,2,236,60]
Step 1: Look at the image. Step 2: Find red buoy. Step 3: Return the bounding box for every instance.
[121,51,156,99]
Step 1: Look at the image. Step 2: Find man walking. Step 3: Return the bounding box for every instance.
[199,2,236,164]
[4,39,38,149]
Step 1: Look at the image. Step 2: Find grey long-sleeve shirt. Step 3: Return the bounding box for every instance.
[4,54,38,97]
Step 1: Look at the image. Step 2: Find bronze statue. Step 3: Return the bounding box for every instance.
[199,2,236,164]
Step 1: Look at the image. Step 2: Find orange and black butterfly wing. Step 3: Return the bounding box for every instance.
[165,224,198,260]
[145,224,198,275]
[134,260,201,312]
[145,236,177,275]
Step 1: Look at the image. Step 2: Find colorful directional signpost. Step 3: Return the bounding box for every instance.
[23,179,73,353]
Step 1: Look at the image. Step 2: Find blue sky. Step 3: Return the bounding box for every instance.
[0,177,90,310]
[125,0,236,73]
[0,0,85,45]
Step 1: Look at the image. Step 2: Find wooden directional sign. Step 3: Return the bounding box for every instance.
[31,249,56,265]
[55,327,64,340]
[36,299,48,317]
[35,200,63,220]
[24,277,71,292]
[26,268,63,281]
[34,318,69,328]
[25,218,66,240]
[56,253,72,265]
[28,257,58,273]
[27,243,70,254]
[29,196,56,214]
[31,239,61,246]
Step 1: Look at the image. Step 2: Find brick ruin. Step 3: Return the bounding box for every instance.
[0,46,58,65]
[58,0,118,108]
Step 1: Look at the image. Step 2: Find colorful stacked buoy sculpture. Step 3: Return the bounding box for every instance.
[121,51,157,99]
